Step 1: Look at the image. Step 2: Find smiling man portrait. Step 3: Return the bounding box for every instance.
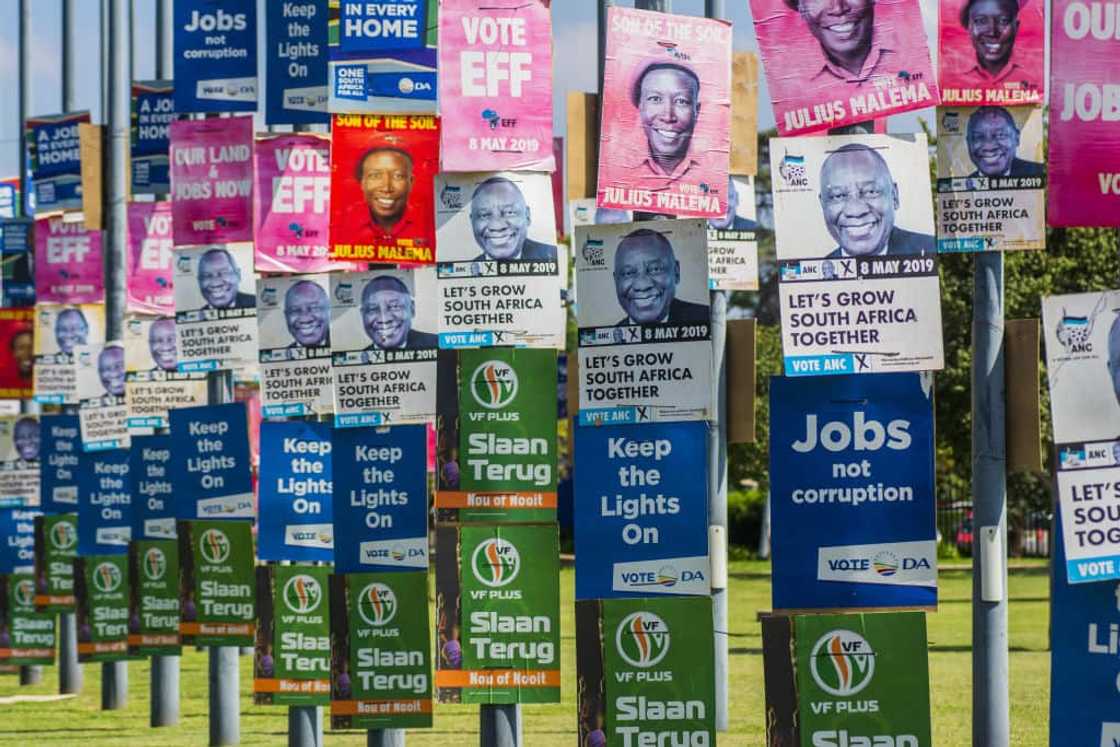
[469,177,557,262]
[360,275,437,351]
[197,248,255,310]
[965,107,1043,178]
[785,0,891,84]
[613,228,708,326]
[283,280,330,349]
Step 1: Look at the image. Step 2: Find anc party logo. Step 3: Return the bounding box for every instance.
[810,629,876,697]
[615,611,671,669]
[470,537,520,588]
[13,578,35,607]
[50,519,77,551]
[143,547,168,581]
[469,360,518,410]
[199,528,231,564]
[357,582,398,627]
[282,574,323,615]
[92,561,123,593]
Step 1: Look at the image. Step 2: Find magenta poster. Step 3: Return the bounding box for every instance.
[438,0,555,173]
[751,0,938,135]
[169,116,254,245]
[126,201,174,315]
[34,215,103,304]
[596,6,731,219]
[939,0,1044,105]
[1049,0,1120,227]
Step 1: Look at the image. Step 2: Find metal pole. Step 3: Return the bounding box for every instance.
[18,0,30,215]
[19,665,42,684]
[971,252,1009,745]
[62,0,77,110]
[59,609,82,694]
[635,0,670,10]
[289,706,323,747]
[368,731,405,747]
[101,0,110,123]
[155,0,173,79]
[479,705,522,747]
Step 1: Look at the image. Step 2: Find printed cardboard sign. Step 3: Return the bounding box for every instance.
[258,274,334,418]
[34,214,104,304]
[0,509,38,574]
[124,315,208,432]
[75,341,130,451]
[33,304,105,405]
[130,435,176,541]
[77,448,132,555]
[0,571,56,665]
[938,0,1044,106]
[0,415,40,507]
[173,243,258,373]
[26,112,90,211]
[0,226,35,309]
[707,174,760,291]
[169,403,254,520]
[258,421,334,563]
[127,538,181,656]
[254,565,331,705]
[169,116,255,244]
[40,415,80,514]
[33,513,78,611]
[0,309,33,399]
[126,202,176,315]
[74,554,132,662]
[265,0,329,125]
[178,519,256,646]
[131,81,174,194]
[173,0,258,113]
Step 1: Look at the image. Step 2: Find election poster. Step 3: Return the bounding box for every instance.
[173,0,258,113]
[77,449,132,556]
[938,0,1044,105]
[258,421,334,563]
[769,374,937,610]
[935,106,1045,253]
[0,309,33,399]
[761,611,932,746]
[0,571,56,665]
[435,348,557,523]
[123,315,208,432]
[438,0,554,173]
[329,113,438,264]
[575,219,712,425]
[331,424,429,574]
[75,341,130,451]
[574,422,709,600]
[126,538,181,656]
[131,81,174,194]
[329,571,433,729]
[254,133,335,273]
[126,202,175,315]
[25,112,90,211]
[130,435,176,542]
[33,303,106,405]
[0,415,39,507]
[258,274,334,418]
[0,179,19,220]
[254,565,331,706]
[0,219,35,308]
[265,0,329,125]
[707,174,760,291]
[34,213,104,304]
[575,596,715,747]
[434,524,560,704]
[40,415,79,514]
[570,199,633,230]
[33,513,77,611]
[330,269,438,427]
[174,243,258,373]
[327,0,438,113]
[435,171,563,348]
[74,555,132,662]
[771,134,944,376]
[1042,290,1120,583]
[752,0,938,135]
[597,7,731,219]
[169,116,254,245]
[1048,0,1120,227]
[0,509,37,574]
[177,519,256,646]
[170,403,254,521]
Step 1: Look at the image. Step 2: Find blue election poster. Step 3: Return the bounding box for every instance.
[331,424,427,573]
[40,414,81,514]
[0,219,34,307]
[25,112,90,212]
[266,0,329,125]
[174,0,258,113]
[131,81,173,194]
[769,373,937,610]
[130,435,176,540]
[574,421,710,599]
[0,508,39,573]
[77,449,132,556]
[169,403,253,520]
[258,421,333,562]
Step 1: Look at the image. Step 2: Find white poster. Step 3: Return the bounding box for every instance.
[173,243,258,372]
[32,303,106,405]
[257,274,334,418]
[707,174,760,291]
[75,341,130,451]
[0,415,39,506]
[124,315,208,432]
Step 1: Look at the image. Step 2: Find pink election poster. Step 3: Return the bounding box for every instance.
[438,0,555,172]
[126,201,174,315]
[751,0,939,135]
[597,6,731,219]
[34,214,103,304]
[938,0,1044,105]
[1049,0,1120,227]
[169,116,254,246]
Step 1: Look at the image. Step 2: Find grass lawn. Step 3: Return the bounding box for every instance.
[0,560,1051,745]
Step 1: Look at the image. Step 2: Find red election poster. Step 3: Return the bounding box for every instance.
[329,113,439,264]
[34,214,103,304]
[169,116,254,245]
[0,309,33,398]
[751,0,939,135]
[126,201,174,316]
[253,133,334,273]
[1048,0,1120,227]
[596,6,731,219]
[939,0,1044,105]
[438,0,555,173]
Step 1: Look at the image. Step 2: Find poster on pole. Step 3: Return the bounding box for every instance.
[123,315,208,432]
[177,519,256,646]
[173,0,258,113]
[126,538,181,656]
[33,303,106,406]
[126,202,175,316]
[935,106,1045,253]
[76,449,132,556]
[33,513,77,611]
[130,435,176,541]
[258,274,334,418]
[328,113,439,264]
[73,555,132,662]
[34,214,104,304]
[0,415,40,507]
[0,571,56,665]
[329,269,437,427]
[39,415,80,514]
[770,134,943,376]
[169,116,254,245]
[0,220,35,308]
[173,243,258,373]
[254,133,335,273]
[575,219,712,425]
[327,0,438,113]
[258,421,334,563]
[596,7,731,219]
[0,309,33,399]
[25,112,90,212]
[0,509,37,575]
[75,341,130,452]
[131,81,174,194]
[438,0,554,173]
[938,0,1044,105]
[265,0,329,125]
[707,174,760,291]
[254,564,331,705]
[169,403,254,520]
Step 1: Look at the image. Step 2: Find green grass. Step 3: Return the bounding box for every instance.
[0,561,1051,745]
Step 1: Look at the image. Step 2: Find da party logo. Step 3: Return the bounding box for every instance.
[615,611,670,668]
[810,630,876,697]
[14,578,35,607]
[357,581,397,627]
[470,360,518,410]
[470,537,520,588]
[143,547,168,582]
[199,528,231,564]
[50,519,77,551]
[93,561,123,593]
[282,574,323,615]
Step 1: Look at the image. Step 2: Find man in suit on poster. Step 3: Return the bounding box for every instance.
[613,228,708,326]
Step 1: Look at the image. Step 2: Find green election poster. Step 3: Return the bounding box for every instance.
[436,349,558,523]
[128,539,181,656]
[74,555,131,662]
[0,572,57,665]
[330,571,433,730]
[435,524,560,704]
[255,565,331,706]
[178,520,256,646]
[34,513,78,611]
